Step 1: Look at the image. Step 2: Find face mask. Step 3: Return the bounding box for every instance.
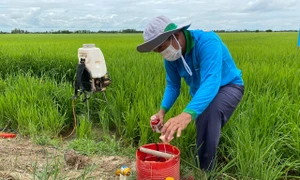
[160,35,182,61]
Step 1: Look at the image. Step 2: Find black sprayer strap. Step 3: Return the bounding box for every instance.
[72,62,86,99]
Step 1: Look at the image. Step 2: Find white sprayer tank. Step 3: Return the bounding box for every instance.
[78,44,107,78]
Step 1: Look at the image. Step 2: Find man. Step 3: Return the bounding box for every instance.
[136,15,244,171]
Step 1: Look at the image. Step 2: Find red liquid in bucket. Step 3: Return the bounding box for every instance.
[144,156,167,162]
[136,143,180,180]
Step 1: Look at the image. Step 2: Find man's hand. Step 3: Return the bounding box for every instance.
[161,112,192,142]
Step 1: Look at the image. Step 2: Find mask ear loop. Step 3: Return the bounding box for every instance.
[172,35,193,76]
[181,55,193,76]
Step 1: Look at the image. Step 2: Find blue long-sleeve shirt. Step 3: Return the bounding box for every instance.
[160,30,244,120]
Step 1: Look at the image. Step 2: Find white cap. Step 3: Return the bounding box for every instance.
[137,15,191,53]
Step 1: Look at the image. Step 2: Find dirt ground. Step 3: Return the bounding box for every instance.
[0,136,136,180]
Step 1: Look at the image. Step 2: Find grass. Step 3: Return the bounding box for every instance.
[0,73,72,138]
[31,149,98,180]
[0,32,299,179]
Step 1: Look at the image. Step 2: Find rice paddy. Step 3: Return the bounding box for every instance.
[0,32,299,179]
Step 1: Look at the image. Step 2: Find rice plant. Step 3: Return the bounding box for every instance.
[0,32,300,179]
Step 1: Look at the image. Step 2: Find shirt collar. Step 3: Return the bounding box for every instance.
[183,30,195,54]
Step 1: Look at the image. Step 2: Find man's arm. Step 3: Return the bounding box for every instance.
[183,34,223,120]
[160,60,181,112]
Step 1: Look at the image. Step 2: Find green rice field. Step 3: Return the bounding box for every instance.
[0,32,300,179]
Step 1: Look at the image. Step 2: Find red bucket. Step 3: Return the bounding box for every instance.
[136,143,180,180]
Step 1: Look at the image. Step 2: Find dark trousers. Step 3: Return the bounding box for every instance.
[195,84,244,171]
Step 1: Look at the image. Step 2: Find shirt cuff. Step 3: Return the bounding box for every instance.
[160,105,169,113]
[183,108,197,120]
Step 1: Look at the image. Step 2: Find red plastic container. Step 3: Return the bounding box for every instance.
[136,143,180,180]
[0,132,16,139]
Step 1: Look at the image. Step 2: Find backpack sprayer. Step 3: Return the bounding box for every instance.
[64,44,111,140]
[72,44,111,100]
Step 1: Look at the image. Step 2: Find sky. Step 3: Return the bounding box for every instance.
[0,0,299,32]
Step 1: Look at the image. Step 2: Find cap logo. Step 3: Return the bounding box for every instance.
[164,23,178,32]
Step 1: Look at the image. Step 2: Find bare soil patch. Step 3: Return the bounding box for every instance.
[0,136,135,180]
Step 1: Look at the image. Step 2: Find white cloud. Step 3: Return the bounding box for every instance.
[244,0,297,12]
[0,0,299,32]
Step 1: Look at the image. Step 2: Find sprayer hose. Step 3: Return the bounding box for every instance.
[62,99,77,140]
